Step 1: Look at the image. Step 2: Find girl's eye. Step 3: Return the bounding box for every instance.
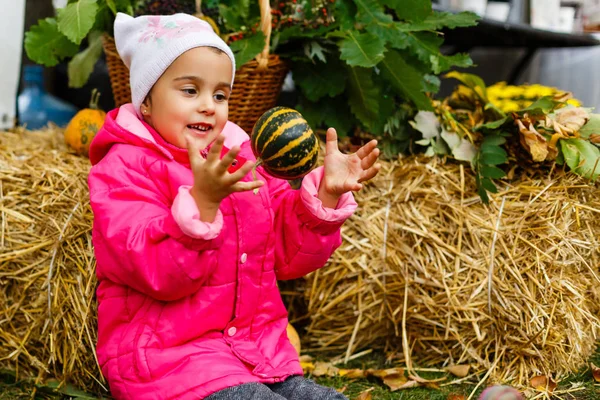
[215,93,228,101]
[182,88,197,95]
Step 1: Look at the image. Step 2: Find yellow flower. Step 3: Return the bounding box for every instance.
[567,98,581,107]
[502,101,521,112]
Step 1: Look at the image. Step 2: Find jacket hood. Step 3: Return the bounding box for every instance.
[90,104,249,166]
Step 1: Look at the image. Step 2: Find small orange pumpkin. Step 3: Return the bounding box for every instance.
[64,89,106,157]
[286,323,301,356]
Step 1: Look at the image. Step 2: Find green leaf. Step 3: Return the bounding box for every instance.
[355,0,393,25]
[516,96,562,118]
[422,74,440,93]
[335,0,358,31]
[405,32,472,74]
[383,0,431,22]
[229,32,266,68]
[481,148,507,165]
[480,165,506,179]
[298,96,355,135]
[304,41,328,63]
[339,31,386,68]
[444,71,488,102]
[379,50,433,111]
[57,0,98,45]
[67,31,103,88]
[397,11,479,31]
[481,134,507,148]
[366,23,410,50]
[481,177,498,193]
[219,4,245,32]
[476,116,509,131]
[560,138,600,179]
[277,24,337,45]
[24,18,80,67]
[347,66,381,129]
[579,113,600,139]
[292,60,346,102]
[105,0,116,15]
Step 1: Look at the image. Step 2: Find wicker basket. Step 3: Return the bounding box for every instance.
[101,0,289,133]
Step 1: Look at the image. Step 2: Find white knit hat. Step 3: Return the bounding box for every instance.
[114,13,236,117]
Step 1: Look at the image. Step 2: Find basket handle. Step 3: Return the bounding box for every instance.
[196,0,272,69]
[256,0,272,69]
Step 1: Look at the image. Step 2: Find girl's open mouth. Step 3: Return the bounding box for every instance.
[187,123,212,132]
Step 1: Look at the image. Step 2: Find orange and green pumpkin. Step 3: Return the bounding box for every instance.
[64,89,105,157]
[250,107,319,180]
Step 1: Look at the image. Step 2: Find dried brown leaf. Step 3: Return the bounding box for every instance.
[339,369,366,379]
[591,363,600,382]
[312,362,339,377]
[517,120,549,162]
[354,389,373,400]
[555,107,589,132]
[590,134,600,144]
[447,395,466,400]
[446,364,471,378]
[530,375,557,393]
[387,379,419,391]
[367,368,405,378]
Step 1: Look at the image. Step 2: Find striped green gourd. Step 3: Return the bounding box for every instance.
[250,107,319,180]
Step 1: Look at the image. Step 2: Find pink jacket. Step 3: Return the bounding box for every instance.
[88,105,357,399]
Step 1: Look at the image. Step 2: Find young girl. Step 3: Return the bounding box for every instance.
[88,12,380,400]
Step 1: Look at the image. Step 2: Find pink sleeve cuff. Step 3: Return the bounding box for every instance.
[171,186,223,239]
[300,167,357,222]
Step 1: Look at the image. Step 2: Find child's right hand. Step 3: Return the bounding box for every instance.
[186,133,264,222]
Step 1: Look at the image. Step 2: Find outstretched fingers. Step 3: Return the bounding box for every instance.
[325,127,340,156]
[357,163,381,184]
[186,134,204,166]
[355,139,378,159]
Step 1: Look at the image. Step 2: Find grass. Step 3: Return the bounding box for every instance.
[2,347,600,399]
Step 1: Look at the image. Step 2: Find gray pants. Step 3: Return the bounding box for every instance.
[206,375,348,400]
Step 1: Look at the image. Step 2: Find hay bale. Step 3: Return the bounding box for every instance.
[303,155,600,386]
[0,129,105,394]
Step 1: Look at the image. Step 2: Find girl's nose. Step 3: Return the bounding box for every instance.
[198,94,215,115]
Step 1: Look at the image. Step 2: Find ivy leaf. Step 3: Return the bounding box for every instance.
[229,32,266,68]
[579,113,600,139]
[383,0,431,22]
[57,0,98,45]
[560,139,600,180]
[355,0,393,25]
[397,11,479,31]
[292,60,346,102]
[379,50,433,111]
[24,18,80,67]
[339,31,386,68]
[347,67,381,129]
[67,30,103,88]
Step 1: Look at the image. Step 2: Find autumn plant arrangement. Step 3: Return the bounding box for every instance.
[409,71,600,202]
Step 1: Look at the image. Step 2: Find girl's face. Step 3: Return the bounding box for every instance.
[141,46,233,149]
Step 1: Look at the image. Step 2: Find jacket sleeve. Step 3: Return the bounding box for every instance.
[89,163,224,302]
[268,166,357,280]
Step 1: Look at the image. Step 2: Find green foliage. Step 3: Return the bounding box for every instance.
[277,0,478,149]
[228,31,266,68]
[24,0,137,88]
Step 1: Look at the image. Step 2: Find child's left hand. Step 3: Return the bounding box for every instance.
[318,127,381,208]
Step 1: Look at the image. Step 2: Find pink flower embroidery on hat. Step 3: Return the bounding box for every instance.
[138,16,213,44]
